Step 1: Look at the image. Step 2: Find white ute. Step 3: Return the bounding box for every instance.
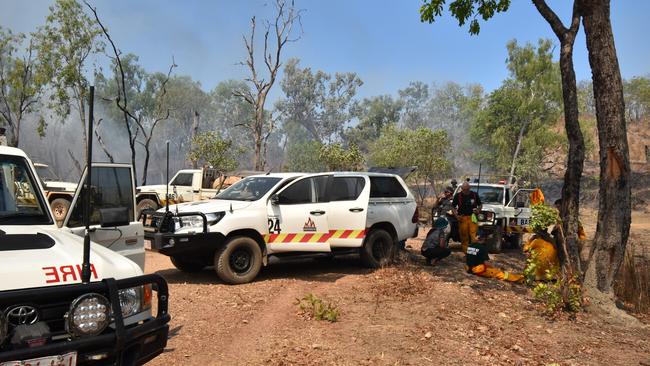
[143,172,419,284]
[0,146,169,365]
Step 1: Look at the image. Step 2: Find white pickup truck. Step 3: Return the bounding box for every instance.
[135,168,247,217]
[0,146,169,365]
[142,172,419,284]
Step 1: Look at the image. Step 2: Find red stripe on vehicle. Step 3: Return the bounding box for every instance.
[302,233,314,242]
[267,234,278,243]
[356,230,366,239]
[283,233,296,243]
[339,230,352,239]
[318,232,332,242]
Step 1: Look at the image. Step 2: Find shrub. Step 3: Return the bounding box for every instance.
[296,293,340,322]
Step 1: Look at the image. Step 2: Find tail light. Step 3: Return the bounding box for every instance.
[412,207,419,223]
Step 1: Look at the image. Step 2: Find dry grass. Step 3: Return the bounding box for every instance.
[615,243,650,314]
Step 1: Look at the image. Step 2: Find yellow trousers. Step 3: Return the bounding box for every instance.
[469,264,524,283]
[458,215,477,253]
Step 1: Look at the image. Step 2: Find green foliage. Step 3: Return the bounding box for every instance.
[369,125,452,203]
[420,0,512,35]
[277,58,362,144]
[187,131,239,172]
[530,269,582,316]
[296,293,340,322]
[318,143,364,171]
[34,0,105,119]
[0,26,45,146]
[345,95,403,152]
[286,140,325,172]
[624,76,650,120]
[530,203,559,232]
[471,39,562,179]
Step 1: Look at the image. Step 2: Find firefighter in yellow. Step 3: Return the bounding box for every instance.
[452,181,481,253]
[523,232,560,281]
[466,230,523,283]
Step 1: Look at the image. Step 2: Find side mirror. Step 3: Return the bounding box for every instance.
[515,201,525,208]
[99,207,129,227]
[270,194,280,205]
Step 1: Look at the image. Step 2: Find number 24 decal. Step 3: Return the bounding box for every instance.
[268,217,281,234]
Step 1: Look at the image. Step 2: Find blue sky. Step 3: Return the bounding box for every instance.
[1,0,649,102]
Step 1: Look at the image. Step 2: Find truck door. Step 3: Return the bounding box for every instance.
[266,175,330,253]
[168,171,195,203]
[63,163,145,270]
[326,175,369,248]
[504,188,536,233]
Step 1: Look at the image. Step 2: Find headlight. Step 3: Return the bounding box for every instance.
[66,294,110,337]
[119,287,141,318]
[0,312,7,345]
[478,213,486,221]
[175,211,225,230]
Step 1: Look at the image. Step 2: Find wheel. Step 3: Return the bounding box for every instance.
[170,256,205,273]
[214,236,263,284]
[360,229,395,268]
[50,198,71,227]
[487,228,503,254]
[136,198,159,219]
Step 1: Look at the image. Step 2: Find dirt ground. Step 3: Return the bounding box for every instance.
[144,212,650,366]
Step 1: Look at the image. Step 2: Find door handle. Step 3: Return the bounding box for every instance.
[310,210,326,216]
[349,208,364,212]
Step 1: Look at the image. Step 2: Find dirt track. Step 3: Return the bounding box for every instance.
[144,226,650,366]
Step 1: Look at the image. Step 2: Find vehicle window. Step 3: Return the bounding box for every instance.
[330,177,365,201]
[313,175,330,203]
[370,177,407,198]
[215,176,281,201]
[171,173,193,186]
[279,178,313,204]
[35,165,60,182]
[509,190,533,208]
[472,186,504,205]
[0,156,51,225]
[67,166,135,228]
[202,169,219,189]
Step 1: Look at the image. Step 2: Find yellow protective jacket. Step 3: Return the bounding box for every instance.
[524,236,560,281]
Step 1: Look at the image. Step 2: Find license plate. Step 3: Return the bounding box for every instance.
[517,218,530,226]
[0,351,77,366]
[144,239,152,250]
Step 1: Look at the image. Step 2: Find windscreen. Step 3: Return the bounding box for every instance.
[215,176,281,201]
[0,155,52,225]
[471,185,504,205]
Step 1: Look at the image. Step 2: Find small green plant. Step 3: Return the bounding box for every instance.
[529,203,559,232]
[529,268,582,315]
[523,250,540,286]
[296,293,340,322]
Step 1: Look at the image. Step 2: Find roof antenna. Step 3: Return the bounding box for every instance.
[165,140,170,213]
[81,86,95,284]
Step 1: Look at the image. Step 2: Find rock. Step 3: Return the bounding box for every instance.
[498,312,508,318]
[242,319,249,324]
[477,326,488,333]
[511,344,523,353]
[424,331,433,339]
[311,344,322,350]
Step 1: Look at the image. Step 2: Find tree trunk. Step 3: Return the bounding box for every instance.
[190,110,200,169]
[558,39,585,275]
[581,0,631,297]
[508,119,528,183]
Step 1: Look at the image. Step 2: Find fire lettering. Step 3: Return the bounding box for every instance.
[42,264,98,283]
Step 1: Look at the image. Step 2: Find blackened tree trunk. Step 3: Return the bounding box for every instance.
[532,0,585,275]
[581,0,631,296]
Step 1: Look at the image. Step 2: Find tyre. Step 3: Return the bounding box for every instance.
[487,228,503,254]
[136,198,159,219]
[360,229,395,268]
[50,198,71,227]
[170,256,205,273]
[214,236,263,284]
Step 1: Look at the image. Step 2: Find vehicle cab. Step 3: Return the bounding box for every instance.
[0,146,169,365]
